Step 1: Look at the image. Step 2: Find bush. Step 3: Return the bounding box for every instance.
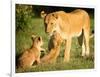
[16,4,33,32]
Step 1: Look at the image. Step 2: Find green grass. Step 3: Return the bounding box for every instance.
[16,17,94,73]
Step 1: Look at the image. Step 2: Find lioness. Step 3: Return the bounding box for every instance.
[17,35,45,68]
[41,9,90,62]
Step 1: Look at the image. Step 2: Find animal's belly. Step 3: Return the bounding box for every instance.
[71,31,82,37]
[59,30,82,40]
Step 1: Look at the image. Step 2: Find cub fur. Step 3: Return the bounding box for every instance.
[17,35,45,68]
[41,31,62,63]
[41,9,90,62]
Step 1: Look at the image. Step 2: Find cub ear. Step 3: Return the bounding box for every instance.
[41,11,47,18]
[52,13,58,19]
[31,34,36,41]
[38,36,42,41]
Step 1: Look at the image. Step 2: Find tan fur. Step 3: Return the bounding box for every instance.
[17,36,45,68]
[41,32,62,63]
[41,9,90,62]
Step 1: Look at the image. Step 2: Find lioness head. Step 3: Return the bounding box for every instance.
[41,11,59,36]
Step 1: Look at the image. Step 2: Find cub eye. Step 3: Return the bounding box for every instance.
[51,23,53,25]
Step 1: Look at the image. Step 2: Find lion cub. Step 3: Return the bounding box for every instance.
[41,31,62,63]
[17,35,45,68]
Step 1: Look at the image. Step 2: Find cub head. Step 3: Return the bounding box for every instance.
[53,31,62,45]
[48,32,62,49]
[31,35,43,47]
[41,11,59,36]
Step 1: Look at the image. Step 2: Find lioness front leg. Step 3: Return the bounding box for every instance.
[84,30,90,57]
[64,38,72,62]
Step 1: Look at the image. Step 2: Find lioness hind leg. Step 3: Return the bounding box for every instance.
[64,38,72,62]
[84,29,90,57]
[82,37,86,57]
[77,31,86,56]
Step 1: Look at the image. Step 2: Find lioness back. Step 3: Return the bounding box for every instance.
[55,9,90,38]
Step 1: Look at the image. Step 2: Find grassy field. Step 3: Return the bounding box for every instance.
[16,17,94,73]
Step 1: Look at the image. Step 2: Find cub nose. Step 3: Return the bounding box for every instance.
[53,31,56,33]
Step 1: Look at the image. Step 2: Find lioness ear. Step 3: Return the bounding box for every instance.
[41,11,47,18]
[52,13,58,19]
